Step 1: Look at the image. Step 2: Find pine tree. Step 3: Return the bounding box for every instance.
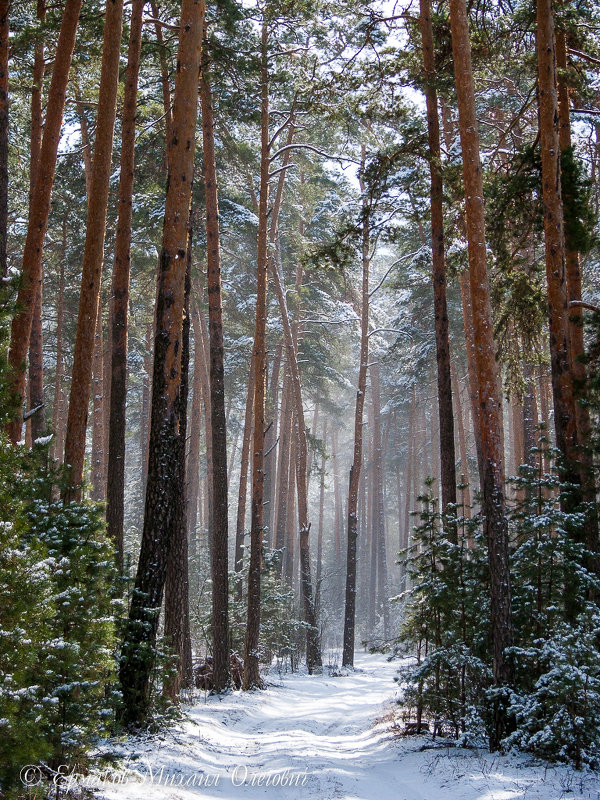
[119,0,205,727]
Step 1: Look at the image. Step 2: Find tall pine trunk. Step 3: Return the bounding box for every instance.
[243,21,270,690]
[459,270,483,490]
[315,417,327,618]
[140,318,153,493]
[419,0,456,523]
[90,308,105,500]
[536,0,578,476]
[372,361,389,640]
[51,217,67,464]
[197,298,214,544]
[8,0,82,443]
[63,0,124,497]
[119,0,204,727]
[106,0,144,567]
[450,360,472,515]
[449,0,513,746]
[187,299,205,554]
[271,243,321,672]
[200,43,230,691]
[555,18,598,560]
[235,352,254,590]
[273,369,291,576]
[342,153,369,668]
[151,1,173,139]
[27,0,47,443]
[264,340,282,539]
[536,0,593,612]
[164,251,193,696]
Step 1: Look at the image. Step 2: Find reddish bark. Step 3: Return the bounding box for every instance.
[537,0,578,473]
[63,0,124,498]
[342,150,370,667]
[8,0,83,443]
[164,250,193,696]
[419,0,457,523]
[90,306,105,501]
[106,0,144,564]
[449,0,513,741]
[235,352,255,587]
[450,360,472,516]
[243,20,270,691]
[51,217,67,464]
[273,369,291,575]
[119,0,205,726]
[200,42,229,691]
[27,0,47,443]
[187,301,205,551]
[555,19,598,558]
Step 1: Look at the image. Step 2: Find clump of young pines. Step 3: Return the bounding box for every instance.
[0,338,119,793]
[399,447,600,768]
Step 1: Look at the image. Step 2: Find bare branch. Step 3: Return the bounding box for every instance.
[369,250,421,298]
[143,16,180,31]
[269,163,297,179]
[270,142,360,165]
[570,300,600,313]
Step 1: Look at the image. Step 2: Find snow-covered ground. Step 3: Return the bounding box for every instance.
[88,652,599,800]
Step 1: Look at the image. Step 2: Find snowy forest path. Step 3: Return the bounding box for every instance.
[95,652,597,800]
[98,651,412,800]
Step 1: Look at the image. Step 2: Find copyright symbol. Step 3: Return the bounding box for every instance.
[20,765,43,786]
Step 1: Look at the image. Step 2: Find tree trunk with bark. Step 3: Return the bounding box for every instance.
[28,278,45,443]
[459,271,483,489]
[106,0,144,567]
[522,361,538,464]
[235,352,254,590]
[342,156,370,668]
[371,361,389,641]
[286,431,297,588]
[271,242,321,672]
[51,217,67,464]
[403,389,416,555]
[555,18,598,560]
[27,0,47,443]
[537,0,579,476]
[368,398,377,638]
[537,0,595,610]
[315,417,327,618]
[264,340,282,541]
[274,370,291,576]
[200,43,229,691]
[63,0,124,498]
[8,0,83,443]
[450,359,472,516]
[119,0,204,727]
[151,1,173,140]
[90,307,105,501]
[419,0,456,524]
[140,318,153,493]
[196,297,214,547]
[164,252,193,697]
[331,427,342,565]
[449,0,513,746]
[243,21,270,691]
[187,300,205,553]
